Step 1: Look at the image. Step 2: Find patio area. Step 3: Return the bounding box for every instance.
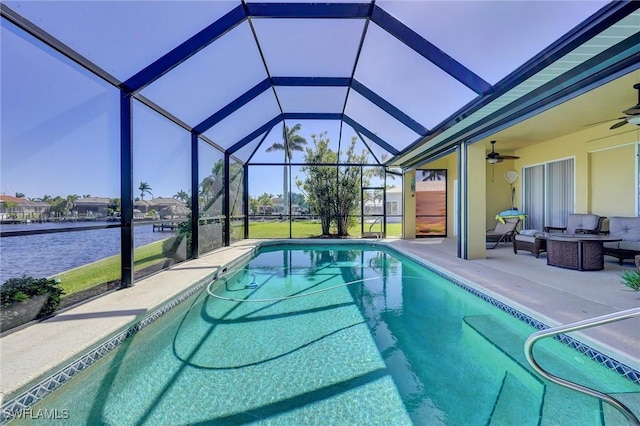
[1,237,638,403]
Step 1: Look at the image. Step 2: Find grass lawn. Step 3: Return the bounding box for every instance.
[57,220,403,298]
[246,220,402,238]
[58,240,168,297]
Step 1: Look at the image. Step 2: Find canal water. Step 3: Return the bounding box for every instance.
[0,222,174,283]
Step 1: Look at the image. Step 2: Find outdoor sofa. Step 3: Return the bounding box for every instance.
[603,216,640,264]
[544,213,605,234]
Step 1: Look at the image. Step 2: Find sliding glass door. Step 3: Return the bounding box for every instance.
[522,158,574,230]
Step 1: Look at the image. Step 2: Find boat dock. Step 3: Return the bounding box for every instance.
[152,223,178,232]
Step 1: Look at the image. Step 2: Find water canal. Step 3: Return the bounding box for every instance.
[0,222,174,283]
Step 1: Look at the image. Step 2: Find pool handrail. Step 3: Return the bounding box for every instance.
[524,307,640,425]
[368,216,382,238]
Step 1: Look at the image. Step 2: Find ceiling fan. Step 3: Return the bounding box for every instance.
[601,83,640,130]
[486,141,520,164]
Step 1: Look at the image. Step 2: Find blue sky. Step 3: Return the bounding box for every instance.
[1,0,609,199]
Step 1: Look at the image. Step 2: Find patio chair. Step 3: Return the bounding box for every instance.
[513,230,547,258]
[486,218,520,249]
[544,214,605,235]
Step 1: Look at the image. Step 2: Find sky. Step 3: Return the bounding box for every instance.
[0,0,610,200]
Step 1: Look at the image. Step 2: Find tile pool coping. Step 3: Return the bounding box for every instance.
[1,239,639,423]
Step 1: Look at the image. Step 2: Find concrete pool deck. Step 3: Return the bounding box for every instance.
[1,237,639,403]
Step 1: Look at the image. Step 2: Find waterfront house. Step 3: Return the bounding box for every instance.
[133,199,153,215]
[150,198,190,219]
[74,197,111,219]
[0,195,49,222]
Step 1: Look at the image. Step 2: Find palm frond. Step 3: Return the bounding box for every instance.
[266,142,286,152]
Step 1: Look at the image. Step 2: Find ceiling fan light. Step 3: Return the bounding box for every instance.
[487,157,499,164]
[627,116,640,125]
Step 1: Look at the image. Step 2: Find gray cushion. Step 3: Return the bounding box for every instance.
[619,241,640,251]
[515,234,537,243]
[566,214,600,233]
[608,217,640,241]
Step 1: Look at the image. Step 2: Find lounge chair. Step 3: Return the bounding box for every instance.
[544,213,605,235]
[486,218,520,249]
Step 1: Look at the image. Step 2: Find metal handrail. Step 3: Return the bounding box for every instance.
[369,217,382,234]
[524,307,640,425]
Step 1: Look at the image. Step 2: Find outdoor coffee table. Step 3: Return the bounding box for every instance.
[544,234,622,271]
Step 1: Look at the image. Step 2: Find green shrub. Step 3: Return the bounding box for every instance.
[1,275,65,317]
[621,269,640,291]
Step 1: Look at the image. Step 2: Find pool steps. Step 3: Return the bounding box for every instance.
[464,315,640,425]
[490,372,541,426]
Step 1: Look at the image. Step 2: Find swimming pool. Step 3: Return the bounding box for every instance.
[4,244,639,424]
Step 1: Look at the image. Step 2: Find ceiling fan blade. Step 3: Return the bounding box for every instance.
[584,117,626,127]
[624,84,640,115]
[610,120,628,130]
[622,105,640,116]
[497,155,520,160]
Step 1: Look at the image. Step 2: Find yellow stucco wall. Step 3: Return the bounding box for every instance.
[403,170,416,239]
[467,143,487,259]
[589,143,636,217]
[485,159,518,229]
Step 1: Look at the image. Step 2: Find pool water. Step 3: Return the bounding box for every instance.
[11,245,640,425]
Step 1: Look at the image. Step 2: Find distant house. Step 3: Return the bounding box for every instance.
[361,187,403,223]
[271,197,283,213]
[385,186,403,217]
[134,199,153,214]
[0,195,50,220]
[149,197,189,211]
[74,197,111,218]
[149,198,190,219]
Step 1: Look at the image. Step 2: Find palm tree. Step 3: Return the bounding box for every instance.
[138,182,153,200]
[266,124,307,214]
[66,194,79,216]
[420,169,446,181]
[174,190,189,203]
[3,200,18,219]
[257,193,273,214]
[248,196,259,215]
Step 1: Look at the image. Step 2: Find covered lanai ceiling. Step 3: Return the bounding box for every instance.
[3,1,639,168]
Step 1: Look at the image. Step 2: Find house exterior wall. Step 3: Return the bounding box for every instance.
[513,123,638,220]
[404,119,639,259]
[74,198,111,217]
[403,170,416,239]
[589,143,636,217]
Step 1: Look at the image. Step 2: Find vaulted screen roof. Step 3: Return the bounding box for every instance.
[3,1,639,168]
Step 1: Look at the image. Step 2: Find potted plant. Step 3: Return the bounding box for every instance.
[1,275,64,332]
